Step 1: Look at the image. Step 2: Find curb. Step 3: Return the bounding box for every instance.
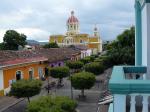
[0,98,25,112]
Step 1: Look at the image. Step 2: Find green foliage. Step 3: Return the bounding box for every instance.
[71,72,95,92]
[10,80,42,101]
[95,56,113,69]
[84,62,104,75]
[26,96,77,112]
[80,57,91,64]
[66,61,84,70]
[50,66,70,79]
[43,42,59,48]
[1,30,27,50]
[106,27,135,65]
[0,43,5,50]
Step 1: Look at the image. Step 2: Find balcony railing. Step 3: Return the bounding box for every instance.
[108,66,150,112]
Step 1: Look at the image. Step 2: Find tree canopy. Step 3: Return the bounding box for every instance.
[84,62,104,75]
[106,27,135,65]
[10,80,42,102]
[43,42,59,48]
[1,30,27,50]
[71,72,95,97]
[50,66,70,85]
[26,96,77,112]
[66,61,84,70]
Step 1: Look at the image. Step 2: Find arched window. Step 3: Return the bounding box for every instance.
[16,71,23,80]
[29,68,34,80]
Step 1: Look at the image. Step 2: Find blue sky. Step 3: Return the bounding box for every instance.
[0,0,135,42]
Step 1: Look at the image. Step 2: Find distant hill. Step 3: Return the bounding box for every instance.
[39,42,49,45]
[26,40,49,45]
[26,40,40,45]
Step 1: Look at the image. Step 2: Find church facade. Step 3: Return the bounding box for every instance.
[49,11,102,54]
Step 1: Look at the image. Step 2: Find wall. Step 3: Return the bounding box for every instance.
[142,3,150,78]
[0,70,4,90]
[3,62,46,89]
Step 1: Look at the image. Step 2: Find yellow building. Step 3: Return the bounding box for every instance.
[50,11,102,54]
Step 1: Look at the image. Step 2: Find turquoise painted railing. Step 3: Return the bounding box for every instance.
[108,103,113,112]
[108,66,150,94]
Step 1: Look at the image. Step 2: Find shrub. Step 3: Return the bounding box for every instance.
[71,72,95,97]
[66,61,84,70]
[84,62,104,75]
[50,66,70,85]
[26,96,77,112]
[10,79,42,102]
[80,57,91,64]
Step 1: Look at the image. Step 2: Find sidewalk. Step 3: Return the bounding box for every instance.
[0,96,24,112]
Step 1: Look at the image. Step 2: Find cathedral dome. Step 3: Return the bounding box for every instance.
[67,11,79,24]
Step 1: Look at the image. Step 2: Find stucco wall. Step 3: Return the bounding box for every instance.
[142,3,150,78]
[0,70,4,90]
[3,63,46,89]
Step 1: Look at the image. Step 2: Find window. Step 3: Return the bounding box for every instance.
[16,71,23,80]
[58,63,61,66]
[29,68,34,80]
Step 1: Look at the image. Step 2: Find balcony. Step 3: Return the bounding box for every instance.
[108,66,150,112]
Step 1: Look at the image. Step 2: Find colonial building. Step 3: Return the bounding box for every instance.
[50,11,102,54]
[0,48,81,96]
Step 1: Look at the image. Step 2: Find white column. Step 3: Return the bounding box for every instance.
[114,94,126,112]
[141,3,150,79]
[130,95,136,112]
[142,95,149,112]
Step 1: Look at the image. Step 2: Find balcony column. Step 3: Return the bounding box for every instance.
[114,94,126,112]
[142,94,149,112]
[130,95,136,112]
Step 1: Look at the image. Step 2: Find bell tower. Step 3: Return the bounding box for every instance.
[66,11,79,36]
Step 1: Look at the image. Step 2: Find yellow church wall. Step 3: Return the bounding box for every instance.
[89,38,99,42]
[50,35,65,43]
[3,62,46,89]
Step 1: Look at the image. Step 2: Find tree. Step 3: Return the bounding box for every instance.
[71,72,95,97]
[2,30,27,50]
[80,57,91,64]
[26,96,77,112]
[43,42,59,48]
[10,80,42,102]
[66,61,84,73]
[84,62,104,75]
[50,67,70,86]
[106,27,135,65]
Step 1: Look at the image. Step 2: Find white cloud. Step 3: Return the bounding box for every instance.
[0,0,135,42]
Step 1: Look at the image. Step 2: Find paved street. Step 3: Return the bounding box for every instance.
[2,68,112,112]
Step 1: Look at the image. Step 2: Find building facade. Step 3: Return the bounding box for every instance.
[50,11,102,54]
[0,48,81,96]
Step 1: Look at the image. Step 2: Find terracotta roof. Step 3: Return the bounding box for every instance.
[0,48,80,67]
[67,11,79,24]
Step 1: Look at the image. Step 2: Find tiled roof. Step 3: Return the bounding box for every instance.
[0,48,80,67]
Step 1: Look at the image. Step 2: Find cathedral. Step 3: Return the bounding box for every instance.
[49,11,102,54]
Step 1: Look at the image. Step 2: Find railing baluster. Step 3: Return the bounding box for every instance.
[142,95,149,112]
[130,95,136,112]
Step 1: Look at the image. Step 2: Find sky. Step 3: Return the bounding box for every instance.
[0,0,135,42]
